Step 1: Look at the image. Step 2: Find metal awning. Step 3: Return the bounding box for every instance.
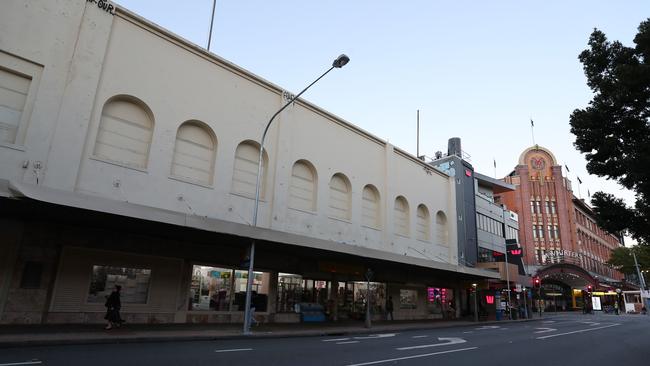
[5,180,499,280]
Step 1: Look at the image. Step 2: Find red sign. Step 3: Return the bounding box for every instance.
[509,249,522,256]
[485,295,495,304]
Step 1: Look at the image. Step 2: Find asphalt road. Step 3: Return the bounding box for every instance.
[1,313,649,366]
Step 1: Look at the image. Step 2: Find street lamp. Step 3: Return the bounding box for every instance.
[365,268,373,329]
[472,283,478,322]
[242,54,350,335]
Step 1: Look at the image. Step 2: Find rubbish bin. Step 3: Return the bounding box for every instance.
[495,309,502,321]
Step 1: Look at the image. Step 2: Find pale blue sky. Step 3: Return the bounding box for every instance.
[115,0,648,213]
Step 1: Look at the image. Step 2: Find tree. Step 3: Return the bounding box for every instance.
[607,245,650,276]
[570,19,650,245]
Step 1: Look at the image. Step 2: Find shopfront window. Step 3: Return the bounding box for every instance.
[427,287,454,315]
[352,282,386,314]
[87,265,151,304]
[400,289,418,309]
[190,265,269,312]
[277,273,303,313]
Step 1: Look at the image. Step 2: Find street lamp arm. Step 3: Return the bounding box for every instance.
[243,54,348,335]
[252,65,335,227]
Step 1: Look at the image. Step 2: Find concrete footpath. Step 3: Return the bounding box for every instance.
[0,316,550,348]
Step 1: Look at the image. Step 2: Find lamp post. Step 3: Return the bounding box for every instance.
[242,54,350,335]
[504,245,512,320]
[472,283,478,322]
[365,268,373,328]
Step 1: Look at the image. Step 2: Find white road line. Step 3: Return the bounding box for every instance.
[534,327,557,334]
[542,321,556,324]
[412,335,428,338]
[397,337,466,351]
[580,322,600,326]
[323,338,350,342]
[345,347,478,366]
[336,341,360,345]
[214,348,253,353]
[462,331,473,334]
[354,333,397,340]
[0,362,43,366]
[475,325,499,330]
[537,323,620,339]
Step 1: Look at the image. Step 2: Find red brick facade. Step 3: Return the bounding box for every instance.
[495,146,624,281]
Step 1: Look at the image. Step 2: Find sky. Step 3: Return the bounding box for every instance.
[114,0,648,235]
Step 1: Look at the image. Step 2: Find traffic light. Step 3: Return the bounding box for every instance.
[586,285,593,294]
[533,277,541,288]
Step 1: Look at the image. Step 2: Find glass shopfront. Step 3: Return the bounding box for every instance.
[427,287,454,317]
[277,273,303,313]
[338,282,386,319]
[190,265,269,312]
[276,275,387,319]
[87,265,151,304]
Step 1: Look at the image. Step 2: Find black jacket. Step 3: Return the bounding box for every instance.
[105,291,121,310]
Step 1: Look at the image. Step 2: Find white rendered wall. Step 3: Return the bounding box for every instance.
[0,0,458,266]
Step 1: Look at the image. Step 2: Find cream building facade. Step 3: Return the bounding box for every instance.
[0,0,496,324]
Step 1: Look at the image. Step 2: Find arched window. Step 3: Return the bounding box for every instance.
[171,121,216,185]
[394,196,409,236]
[329,173,351,220]
[94,96,154,169]
[416,204,430,241]
[362,185,381,228]
[232,140,267,198]
[436,211,449,246]
[288,160,317,211]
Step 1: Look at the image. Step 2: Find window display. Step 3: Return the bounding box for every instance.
[400,289,417,309]
[87,265,151,304]
[190,265,269,312]
[277,273,303,313]
[427,287,454,315]
[352,282,386,314]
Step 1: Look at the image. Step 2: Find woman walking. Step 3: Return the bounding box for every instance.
[104,285,123,330]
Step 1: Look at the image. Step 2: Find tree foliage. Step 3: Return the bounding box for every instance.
[607,245,650,275]
[570,19,650,245]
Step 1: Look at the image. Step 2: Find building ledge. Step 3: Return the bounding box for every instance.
[6,180,499,280]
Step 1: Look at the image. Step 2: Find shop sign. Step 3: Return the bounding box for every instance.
[86,0,115,15]
[543,249,581,261]
[591,296,602,311]
[427,287,448,304]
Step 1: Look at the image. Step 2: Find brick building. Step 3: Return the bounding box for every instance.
[495,145,624,310]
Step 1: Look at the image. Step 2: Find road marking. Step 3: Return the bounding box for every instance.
[537,323,620,339]
[0,362,42,366]
[346,347,478,366]
[462,331,473,334]
[542,321,556,324]
[354,333,397,340]
[534,327,557,334]
[397,337,466,350]
[580,322,600,326]
[475,325,499,330]
[214,348,253,353]
[323,338,350,342]
[412,335,428,338]
[337,341,360,344]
